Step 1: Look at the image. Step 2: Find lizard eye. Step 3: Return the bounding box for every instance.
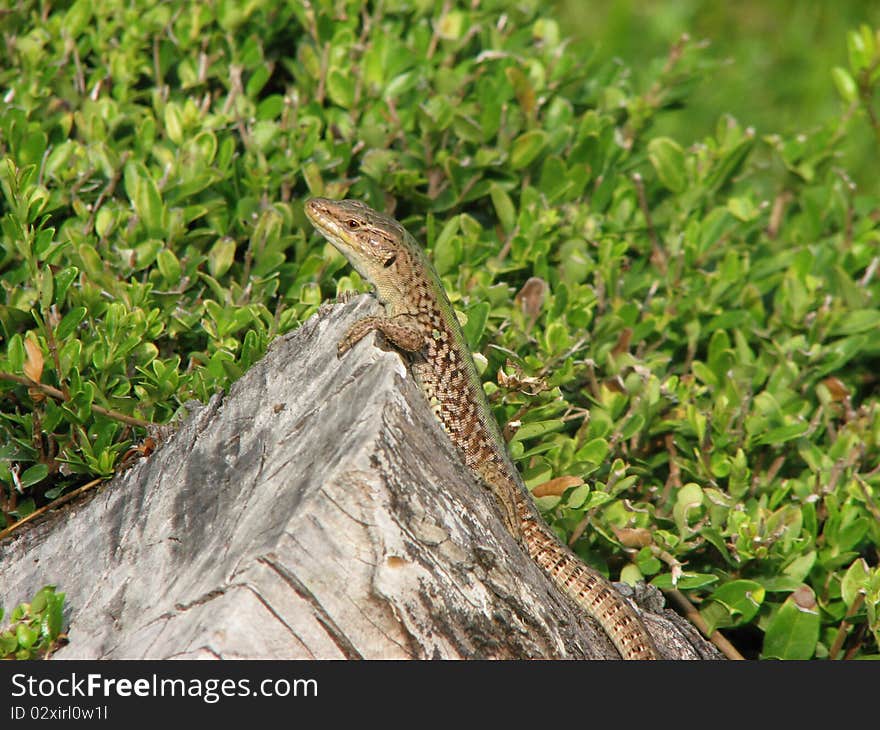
[383,255,396,268]
[347,219,360,229]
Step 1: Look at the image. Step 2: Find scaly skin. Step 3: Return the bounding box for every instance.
[305,197,658,660]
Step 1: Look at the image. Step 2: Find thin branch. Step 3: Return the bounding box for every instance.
[859,256,879,288]
[44,306,69,401]
[84,151,130,236]
[632,173,667,275]
[0,372,155,428]
[426,0,452,60]
[855,475,880,522]
[0,477,104,543]
[665,588,745,660]
[829,592,866,660]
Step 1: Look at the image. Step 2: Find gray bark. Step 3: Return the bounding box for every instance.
[0,296,720,659]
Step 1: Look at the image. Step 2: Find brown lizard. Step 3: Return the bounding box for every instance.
[305,197,659,660]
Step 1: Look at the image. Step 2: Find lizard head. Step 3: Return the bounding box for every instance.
[305,197,416,298]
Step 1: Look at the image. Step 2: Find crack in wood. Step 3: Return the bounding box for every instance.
[258,555,364,660]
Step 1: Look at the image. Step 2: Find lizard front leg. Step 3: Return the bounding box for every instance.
[338,314,424,357]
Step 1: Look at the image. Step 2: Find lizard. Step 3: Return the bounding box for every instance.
[305,197,659,660]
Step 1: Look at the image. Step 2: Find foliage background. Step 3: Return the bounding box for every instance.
[559,0,880,192]
[1,0,879,659]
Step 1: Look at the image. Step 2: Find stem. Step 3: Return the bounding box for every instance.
[0,477,104,542]
[0,372,155,428]
[829,592,866,660]
[665,588,745,660]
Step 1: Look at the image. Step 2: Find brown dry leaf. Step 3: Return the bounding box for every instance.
[793,585,817,610]
[532,475,584,498]
[23,337,44,383]
[514,276,547,320]
[611,526,653,548]
[820,376,849,401]
[497,360,548,395]
[505,66,535,117]
[611,327,633,357]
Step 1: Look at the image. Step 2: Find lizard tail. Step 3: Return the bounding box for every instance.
[517,494,659,660]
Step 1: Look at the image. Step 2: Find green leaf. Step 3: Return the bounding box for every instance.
[208,237,237,278]
[16,623,38,650]
[510,130,548,170]
[0,634,17,655]
[156,249,181,284]
[651,573,718,590]
[648,137,686,192]
[46,590,65,638]
[64,0,93,36]
[575,437,609,464]
[783,551,816,582]
[164,102,184,145]
[326,69,355,108]
[727,195,760,221]
[56,306,87,340]
[619,563,644,586]
[762,587,820,660]
[53,266,79,304]
[676,482,704,508]
[7,333,25,372]
[831,66,858,103]
[566,484,590,509]
[461,302,489,350]
[124,161,164,236]
[19,463,49,489]
[705,138,753,193]
[832,309,880,336]
[847,27,873,72]
[511,419,565,443]
[756,422,809,446]
[841,558,870,608]
[30,586,50,613]
[489,183,516,232]
[636,548,662,575]
[758,576,807,593]
[707,579,765,626]
[620,413,645,440]
[39,268,54,312]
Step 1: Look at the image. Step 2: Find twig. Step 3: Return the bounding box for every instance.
[44,306,69,401]
[859,256,879,288]
[426,0,452,60]
[843,623,868,660]
[829,592,866,660]
[0,372,155,428]
[766,191,792,239]
[84,151,130,236]
[0,477,104,542]
[665,588,745,660]
[72,39,86,95]
[632,173,667,275]
[567,512,592,547]
[858,66,880,147]
[854,475,880,522]
[658,432,681,511]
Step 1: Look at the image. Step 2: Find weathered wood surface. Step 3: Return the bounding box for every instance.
[0,296,719,659]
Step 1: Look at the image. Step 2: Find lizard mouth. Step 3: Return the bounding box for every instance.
[304,198,346,245]
[304,197,330,225]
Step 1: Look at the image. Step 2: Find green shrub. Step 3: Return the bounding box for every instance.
[0,585,66,659]
[1,0,878,659]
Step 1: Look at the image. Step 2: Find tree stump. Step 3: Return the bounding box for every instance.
[0,297,720,659]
